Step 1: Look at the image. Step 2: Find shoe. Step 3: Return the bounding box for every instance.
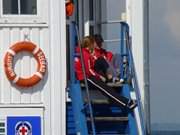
[106,77,123,87]
[120,78,124,83]
[80,82,85,88]
[107,82,123,87]
[127,100,137,110]
[112,77,119,82]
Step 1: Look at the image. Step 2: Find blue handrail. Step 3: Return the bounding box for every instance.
[69,22,76,83]
[121,22,147,135]
[69,22,89,135]
[70,22,96,135]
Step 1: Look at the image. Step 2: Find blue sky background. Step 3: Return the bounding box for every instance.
[150,0,180,129]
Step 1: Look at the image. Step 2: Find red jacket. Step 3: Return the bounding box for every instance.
[74,47,100,80]
[94,48,113,62]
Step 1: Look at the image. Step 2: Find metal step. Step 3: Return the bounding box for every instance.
[84,99,128,117]
[67,101,129,135]
[87,116,128,122]
[82,88,122,101]
[90,134,128,135]
[84,99,109,104]
[82,89,109,101]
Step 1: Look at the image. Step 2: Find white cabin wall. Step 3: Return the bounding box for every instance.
[50,0,66,135]
[128,0,145,105]
[0,27,49,104]
[0,0,66,135]
[0,26,52,134]
[127,0,151,133]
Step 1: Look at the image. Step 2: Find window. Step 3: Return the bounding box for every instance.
[3,0,37,15]
[0,0,48,24]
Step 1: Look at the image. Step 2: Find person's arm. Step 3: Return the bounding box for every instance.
[88,59,99,78]
[88,57,106,82]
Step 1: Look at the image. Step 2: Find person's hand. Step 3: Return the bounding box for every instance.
[100,75,106,82]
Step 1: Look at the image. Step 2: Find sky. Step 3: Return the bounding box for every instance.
[149,0,180,129]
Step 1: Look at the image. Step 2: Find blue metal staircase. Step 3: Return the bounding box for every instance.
[66,22,146,135]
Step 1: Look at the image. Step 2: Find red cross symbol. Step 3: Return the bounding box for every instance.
[20,126,27,135]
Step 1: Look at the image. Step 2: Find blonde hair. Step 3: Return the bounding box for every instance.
[81,36,95,52]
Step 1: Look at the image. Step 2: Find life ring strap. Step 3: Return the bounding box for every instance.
[7,49,16,56]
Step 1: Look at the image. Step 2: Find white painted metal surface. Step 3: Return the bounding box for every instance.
[0,0,66,135]
[128,0,145,106]
[128,0,150,134]
[0,26,51,134]
[0,108,44,135]
[50,0,66,135]
[0,27,49,104]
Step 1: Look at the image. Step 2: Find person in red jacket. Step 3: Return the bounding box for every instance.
[75,36,116,83]
[93,34,124,84]
[74,36,106,81]
[74,36,137,110]
[93,34,113,62]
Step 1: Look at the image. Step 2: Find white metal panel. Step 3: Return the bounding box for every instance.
[40,28,51,135]
[20,28,32,103]
[50,0,66,135]
[1,28,11,104]
[30,28,41,103]
[0,26,51,135]
[10,28,21,103]
[0,107,44,135]
[128,0,151,134]
[131,0,145,104]
[0,27,49,105]
[0,1,66,135]
[0,107,44,117]
[39,28,50,104]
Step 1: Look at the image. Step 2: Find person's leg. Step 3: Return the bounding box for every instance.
[111,54,121,76]
[87,76,137,110]
[94,57,116,82]
[94,57,109,76]
[94,57,124,86]
[111,53,125,83]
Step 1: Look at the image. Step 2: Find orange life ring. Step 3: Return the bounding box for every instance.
[4,41,47,87]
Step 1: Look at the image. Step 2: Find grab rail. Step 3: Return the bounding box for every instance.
[70,22,96,135]
[121,22,146,135]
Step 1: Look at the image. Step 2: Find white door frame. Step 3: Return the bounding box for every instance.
[50,0,66,135]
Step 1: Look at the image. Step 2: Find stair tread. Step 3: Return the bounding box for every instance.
[87,116,128,121]
[90,134,128,135]
[85,99,127,106]
[85,99,109,104]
